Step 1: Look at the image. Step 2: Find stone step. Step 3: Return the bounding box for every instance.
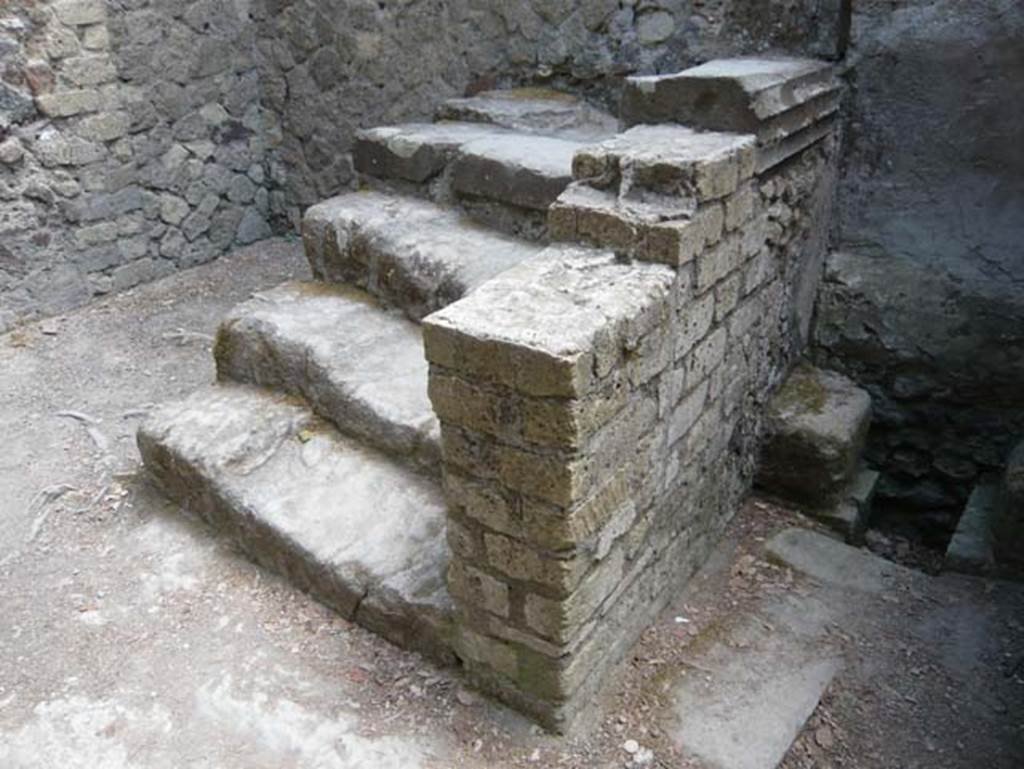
[137,384,455,663]
[945,483,998,575]
[757,363,872,509]
[354,121,583,215]
[215,281,440,472]
[302,191,544,321]
[809,465,879,546]
[436,87,618,141]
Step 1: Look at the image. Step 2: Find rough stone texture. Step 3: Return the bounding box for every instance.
[757,363,872,509]
[621,57,839,173]
[301,191,542,320]
[0,0,272,333]
[436,88,618,141]
[813,251,1024,540]
[137,383,454,664]
[812,0,1024,538]
[945,485,998,576]
[214,281,440,472]
[423,128,839,730]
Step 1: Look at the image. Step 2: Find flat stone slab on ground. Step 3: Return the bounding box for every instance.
[437,88,618,141]
[766,527,905,593]
[216,281,439,471]
[672,589,841,769]
[137,383,454,663]
[302,191,543,320]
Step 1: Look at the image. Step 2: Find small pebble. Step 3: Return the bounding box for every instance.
[623,739,639,754]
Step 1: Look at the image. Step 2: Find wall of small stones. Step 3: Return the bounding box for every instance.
[423,135,838,729]
[1,0,272,333]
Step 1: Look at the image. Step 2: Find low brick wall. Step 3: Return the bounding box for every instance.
[423,129,838,729]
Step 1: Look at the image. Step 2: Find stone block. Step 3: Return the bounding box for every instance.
[758,363,872,508]
[35,89,101,118]
[994,440,1024,567]
[75,110,131,142]
[354,122,504,183]
[448,562,510,618]
[436,88,617,141]
[54,0,106,26]
[573,125,756,204]
[622,57,837,132]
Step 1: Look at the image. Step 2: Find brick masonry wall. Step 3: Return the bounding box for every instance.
[423,134,839,730]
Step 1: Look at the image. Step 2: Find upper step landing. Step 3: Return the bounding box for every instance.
[621,57,840,173]
[302,191,543,321]
[436,87,618,142]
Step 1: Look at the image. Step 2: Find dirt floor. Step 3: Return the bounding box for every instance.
[1,238,1022,768]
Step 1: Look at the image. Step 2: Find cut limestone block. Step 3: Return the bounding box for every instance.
[945,484,998,575]
[994,439,1024,567]
[302,191,543,321]
[757,363,872,509]
[437,88,618,141]
[766,527,905,594]
[622,57,837,133]
[137,384,454,663]
[450,133,582,211]
[353,122,511,184]
[571,124,756,209]
[621,57,839,173]
[549,182,729,266]
[215,281,439,472]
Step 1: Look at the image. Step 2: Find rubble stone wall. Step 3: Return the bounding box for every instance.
[423,135,838,730]
[811,0,1024,534]
[1,0,273,333]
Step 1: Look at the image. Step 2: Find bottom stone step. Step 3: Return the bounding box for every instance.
[137,384,455,663]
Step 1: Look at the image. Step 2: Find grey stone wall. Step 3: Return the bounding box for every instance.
[1,0,271,333]
[250,0,848,227]
[812,0,1024,535]
[2,0,848,332]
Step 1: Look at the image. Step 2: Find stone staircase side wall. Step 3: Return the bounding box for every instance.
[423,133,840,732]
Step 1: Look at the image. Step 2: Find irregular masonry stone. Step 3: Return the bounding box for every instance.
[137,384,454,664]
[54,0,107,26]
[451,133,582,211]
[757,363,872,508]
[35,89,102,118]
[945,484,998,575]
[423,246,676,399]
[670,590,842,769]
[573,125,756,204]
[215,281,440,471]
[436,88,618,141]
[622,57,838,132]
[302,191,542,321]
[354,122,512,183]
[766,528,904,594]
[549,183,726,266]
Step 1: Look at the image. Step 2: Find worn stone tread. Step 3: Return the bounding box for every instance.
[451,133,583,211]
[137,384,454,663]
[216,281,439,471]
[302,191,544,320]
[437,88,618,141]
[766,527,906,593]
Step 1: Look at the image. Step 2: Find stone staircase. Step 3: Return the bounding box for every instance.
[138,58,842,733]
